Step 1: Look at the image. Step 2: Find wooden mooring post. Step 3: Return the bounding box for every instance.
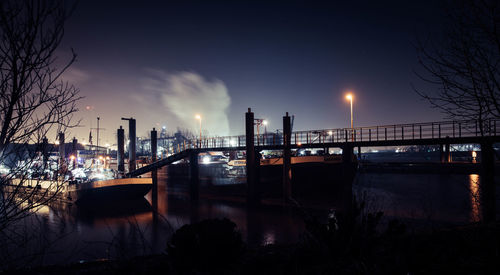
[246,108,259,205]
[117,126,125,176]
[283,112,292,201]
[151,128,158,209]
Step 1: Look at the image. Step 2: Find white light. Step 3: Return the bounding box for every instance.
[202,156,211,164]
[230,139,237,147]
[328,131,333,136]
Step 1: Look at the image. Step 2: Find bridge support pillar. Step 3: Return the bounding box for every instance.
[246,108,259,205]
[283,112,292,201]
[341,145,355,214]
[189,151,199,201]
[151,128,158,210]
[117,126,125,176]
[480,140,495,223]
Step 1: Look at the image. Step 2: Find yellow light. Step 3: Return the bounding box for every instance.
[195,114,201,120]
[328,131,333,136]
[346,94,353,100]
[99,156,104,160]
[297,142,302,146]
[69,155,75,160]
[106,156,110,160]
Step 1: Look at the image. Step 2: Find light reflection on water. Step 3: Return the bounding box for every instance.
[3,169,498,268]
[469,174,481,222]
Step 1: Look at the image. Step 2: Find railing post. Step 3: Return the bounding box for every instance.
[360,128,362,141]
[432,123,434,139]
[393,125,396,140]
[412,125,414,140]
[354,129,356,142]
[438,124,441,138]
[345,130,348,142]
[377,126,379,140]
[369,128,371,141]
[385,128,387,141]
[459,123,462,137]
[401,126,404,140]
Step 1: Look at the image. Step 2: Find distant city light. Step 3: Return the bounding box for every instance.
[328,130,333,136]
[230,139,237,146]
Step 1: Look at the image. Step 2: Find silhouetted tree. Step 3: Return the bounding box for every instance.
[415,0,499,135]
[0,0,81,231]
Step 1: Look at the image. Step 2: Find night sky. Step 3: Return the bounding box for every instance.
[60,0,446,146]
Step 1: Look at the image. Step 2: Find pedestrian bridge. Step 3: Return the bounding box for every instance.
[128,118,500,177]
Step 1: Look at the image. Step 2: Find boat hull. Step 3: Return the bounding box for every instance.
[68,178,152,204]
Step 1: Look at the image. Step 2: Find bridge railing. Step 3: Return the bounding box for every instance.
[291,119,500,145]
[157,119,499,156]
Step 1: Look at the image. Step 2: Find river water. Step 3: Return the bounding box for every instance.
[1,166,498,269]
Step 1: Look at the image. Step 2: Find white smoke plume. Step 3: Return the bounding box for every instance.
[143,70,231,136]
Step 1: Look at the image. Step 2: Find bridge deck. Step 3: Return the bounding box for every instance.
[128,119,500,177]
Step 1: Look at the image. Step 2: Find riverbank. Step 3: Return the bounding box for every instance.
[3,217,498,274]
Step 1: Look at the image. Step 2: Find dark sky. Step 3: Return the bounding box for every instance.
[60,0,446,145]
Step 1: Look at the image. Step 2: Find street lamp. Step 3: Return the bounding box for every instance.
[346,93,354,141]
[195,114,202,147]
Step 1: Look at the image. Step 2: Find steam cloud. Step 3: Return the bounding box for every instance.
[144,70,231,136]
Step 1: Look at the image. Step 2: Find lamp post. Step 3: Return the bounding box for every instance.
[195,114,202,147]
[346,93,354,141]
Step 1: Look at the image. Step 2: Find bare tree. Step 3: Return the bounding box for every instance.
[415,0,500,134]
[0,0,82,231]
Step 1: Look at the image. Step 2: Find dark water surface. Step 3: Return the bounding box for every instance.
[1,166,498,269]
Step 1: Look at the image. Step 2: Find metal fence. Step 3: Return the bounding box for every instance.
[166,119,500,153]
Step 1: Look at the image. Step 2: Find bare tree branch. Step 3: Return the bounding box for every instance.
[0,0,82,231]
